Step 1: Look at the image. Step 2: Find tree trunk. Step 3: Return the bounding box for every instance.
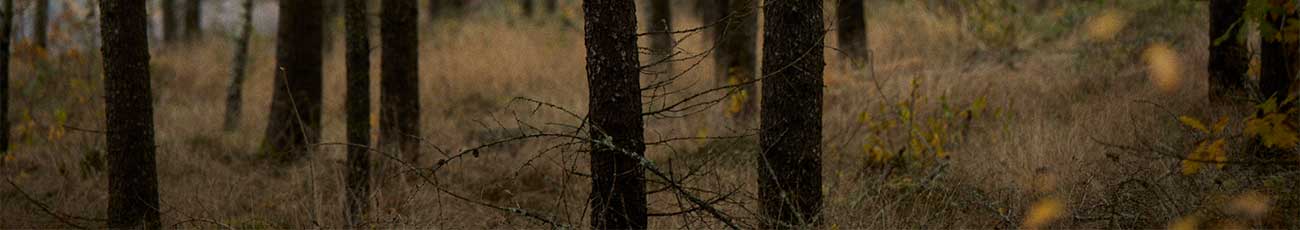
[261,0,323,163]
[645,0,672,76]
[836,0,868,67]
[759,0,824,228]
[716,0,758,122]
[522,0,534,17]
[380,0,420,171]
[1261,1,1298,99]
[184,0,201,39]
[344,0,371,226]
[1209,0,1248,102]
[223,0,254,132]
[34,0,48,48]
[161,0,176,42]
[99,0,161,228]
[544,0,557,15]
[1,0,11,158]
[583,0,647,229]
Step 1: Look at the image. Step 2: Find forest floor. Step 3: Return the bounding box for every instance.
[2,0,1298,228]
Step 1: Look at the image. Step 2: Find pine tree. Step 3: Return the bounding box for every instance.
[759,0,825,227]
[262,0,324,163]
[583,0,647,228]
[0,0,11,158]
[836,0,868,67]
[380,0,420,170]
[1260,1,1297,99]
[100,0,162,227]
[1209,0,1248,102]
[184,0,202,39]
[345,0,372,226]
[34,0,48,47]
[223,0,254,132]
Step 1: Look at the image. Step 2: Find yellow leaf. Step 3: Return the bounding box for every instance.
[1212,117,1229,134]
[1167,216,1198,230]
[1208,139,1228,169]
[1182,141,1209,175]
[1023,197,1065,230]
[1178,116,1209,134]
[1245,114,1299,149]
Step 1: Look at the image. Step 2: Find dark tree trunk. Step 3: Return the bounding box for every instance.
[583,0,646,229]
[380,0,420,169]
[716,0,758,122]
[646,0,673,75]
[1261,1,1298,99]
[522,0,534,17]
[99,0,161,228]
[184,0,201,39]
[344,0,371,226]
[1209,0,1248,102]
[223,0,254,132]
[1,0,11,157]
[34,0,48,47]
[544,0,557,15]
[759,0,824,228]
[262,0,323,163]
[836,0,867,67]
[161,0,176,42]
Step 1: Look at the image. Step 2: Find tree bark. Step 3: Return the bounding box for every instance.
[716,0,758,122]
[522,0,535,17]
[583,0,647,229]
[161,0,176,42]
[262,0,323,163]
[344,0,371,226]
[184,0,201,39]
[1261,0,1298,99]
[759,0,824,228]
[646,0,673,75]
[100,0,161,228]
[223,0,254,132]
[836,0,867,67]
[380,0,420,169]
[34,0,48,47]
[1209,0,1248,102]
[1,0,11,157]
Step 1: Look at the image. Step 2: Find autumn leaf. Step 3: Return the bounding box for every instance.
[1212,117,1230,134]
[1178,116,1209,134]
[1182,141,1209,175]
[1245,114,1299,149]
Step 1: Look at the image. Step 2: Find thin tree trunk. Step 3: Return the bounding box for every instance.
[184,0,201,39]
[344,0,371,226]
[1209,0,1248,102]
[717,0,758,122]
[544,0,557,15]
[223,0,254,132]
[161,0,176,42]
[583,0,646,228]
[1261,1,1298,99]
[646,0,673,75]
[759,0,824,228]
[522,0,534,17]
[837,0,868,67]
[34,0,48,47]
[100,0,161,228]
[1,0,11,157]
[380,0,420,171]
[262,0,323,163]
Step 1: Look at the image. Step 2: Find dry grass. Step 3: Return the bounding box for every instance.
[2,0,1297,229]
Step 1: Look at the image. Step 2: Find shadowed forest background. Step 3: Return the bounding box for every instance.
[1,0,1299,228]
